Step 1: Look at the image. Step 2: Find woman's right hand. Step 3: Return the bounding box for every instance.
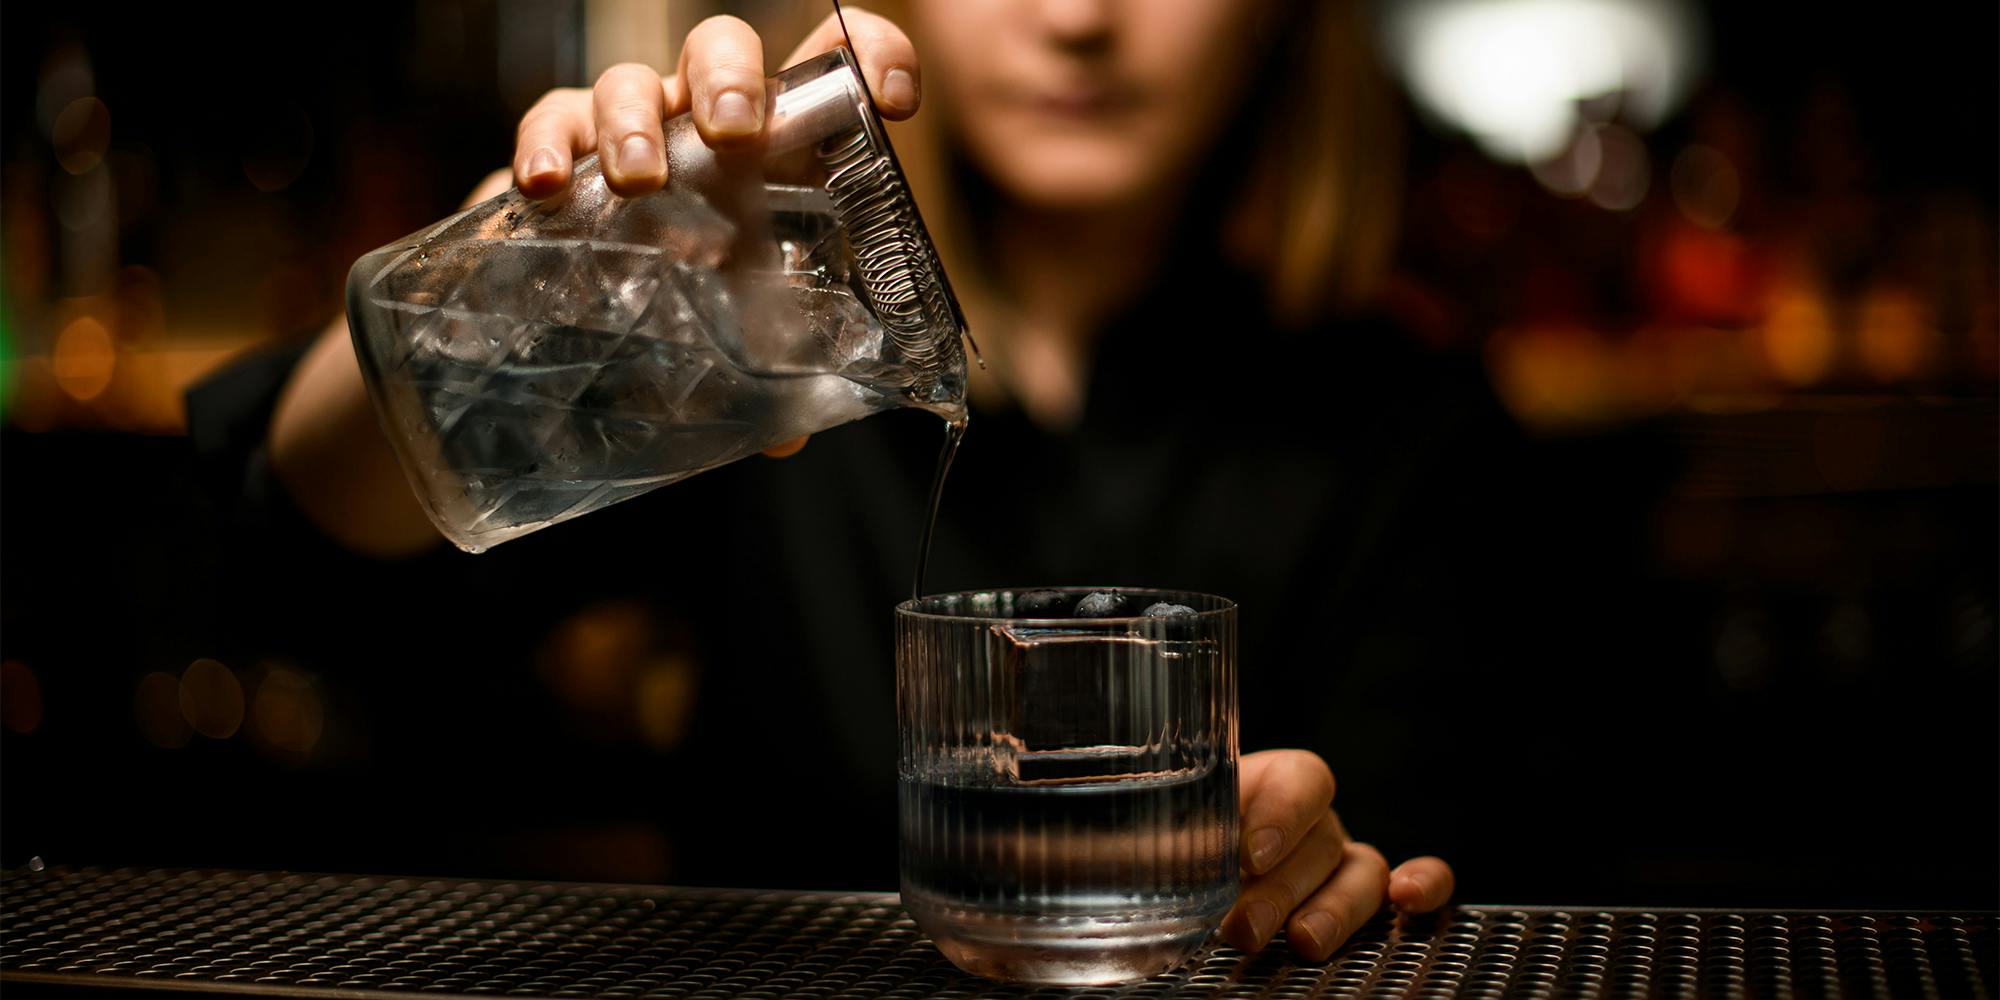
[511,8,922,201]
[510,8,921,458]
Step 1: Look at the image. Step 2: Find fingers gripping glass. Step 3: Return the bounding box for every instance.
[345,22,970,552]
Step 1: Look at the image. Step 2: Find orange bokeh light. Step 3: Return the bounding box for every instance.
[249,667,325,755]
[1761,288,1835,387]
[1857,287,1938,383]
[51,315,116,402]
[135,671,192,749]
[179,658,244,740]
[51,96,110,175]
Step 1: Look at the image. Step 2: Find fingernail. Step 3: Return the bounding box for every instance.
[1248,828,1283,873]
[709,89,759,136]
[525,146,560,181]
[1391,873,1426,911]
[882,67,918,111]
[1299,911,1342,954]
[616,134,658,179]
[1247,900,1281,947]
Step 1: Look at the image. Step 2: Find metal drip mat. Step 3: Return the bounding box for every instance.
[2,868,1991,998]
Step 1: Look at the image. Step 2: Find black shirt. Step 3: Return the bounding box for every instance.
[188,262,1516,890]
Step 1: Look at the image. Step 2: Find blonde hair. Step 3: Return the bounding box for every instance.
[868,0,1406,334]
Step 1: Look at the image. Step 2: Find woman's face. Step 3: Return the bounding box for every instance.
[911,0,1269,211]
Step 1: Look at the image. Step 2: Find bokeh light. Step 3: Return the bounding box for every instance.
[1485,325,1617,425]
[50,314,115,401]
[1760,286,1835,386]
[1530,126,1603,198]
[134,671,191,749]
[1654,224,1764,325]
[34,44,93,137]
[1671,144,1741,230]
[540,601,652,715]
[248,666,325,756]
[636,655,698,752]
[51,96,110,175]
[51,164,111,232]
[1856,286,1938,383]
[1385,0,1703,163]
[1585,124,1651,211]
[178,658,244,740]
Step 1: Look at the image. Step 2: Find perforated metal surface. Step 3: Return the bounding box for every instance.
[1,868,1991,998]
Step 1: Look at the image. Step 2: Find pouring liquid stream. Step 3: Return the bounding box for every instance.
[829,0,979,602]
[912,415,967,600]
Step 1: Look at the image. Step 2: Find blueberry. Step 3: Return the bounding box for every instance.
[1013,589,1070,618]
[1073,590,1132,618]
[1143,601,1200,638]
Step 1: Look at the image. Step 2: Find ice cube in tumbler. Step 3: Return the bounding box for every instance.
[993,624,1215,784]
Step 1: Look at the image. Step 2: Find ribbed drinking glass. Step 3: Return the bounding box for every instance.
[895,588,1239,985]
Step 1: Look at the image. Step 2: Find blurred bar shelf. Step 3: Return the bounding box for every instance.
[1666,394,1998,499]
[1,867,1991,998]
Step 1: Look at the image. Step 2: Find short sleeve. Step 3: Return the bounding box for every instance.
[183,338,388,571]
[185,339,311,510]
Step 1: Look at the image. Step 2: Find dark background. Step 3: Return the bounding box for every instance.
[2,1,1994,907]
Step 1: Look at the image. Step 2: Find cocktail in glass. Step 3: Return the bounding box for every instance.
[896,587,1240,984]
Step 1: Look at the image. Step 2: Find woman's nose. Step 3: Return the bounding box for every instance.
[1035,0,1115,47]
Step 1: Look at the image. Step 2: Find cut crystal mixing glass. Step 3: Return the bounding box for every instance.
[346,47,967,552]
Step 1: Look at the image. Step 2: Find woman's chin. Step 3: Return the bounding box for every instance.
[1000,166,1161,213]
[976,142,1167,213]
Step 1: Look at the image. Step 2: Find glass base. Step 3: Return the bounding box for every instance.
[906,892,1228,986]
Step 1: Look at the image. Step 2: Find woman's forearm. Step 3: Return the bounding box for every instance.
[268,317,443,558]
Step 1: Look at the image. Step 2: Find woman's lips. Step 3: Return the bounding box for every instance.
[1016,83,1140,120]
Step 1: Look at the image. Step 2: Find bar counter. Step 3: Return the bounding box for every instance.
[1,867,1991,998]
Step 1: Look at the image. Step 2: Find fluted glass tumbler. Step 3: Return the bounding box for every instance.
[895,588,1239,985]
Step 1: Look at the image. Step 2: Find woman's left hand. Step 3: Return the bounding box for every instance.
[1223,749,1455,961]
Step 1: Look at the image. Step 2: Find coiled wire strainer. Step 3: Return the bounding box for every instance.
[819,124,963,391]
[806,2,974,403]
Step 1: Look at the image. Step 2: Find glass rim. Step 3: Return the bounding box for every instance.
[895,586,1237,625]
